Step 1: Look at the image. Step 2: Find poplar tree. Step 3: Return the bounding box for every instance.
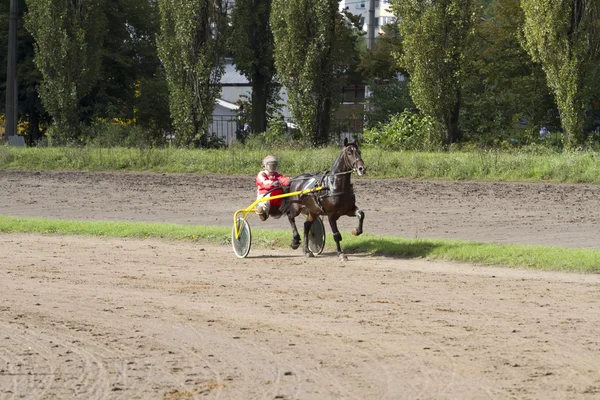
[520,0,600,149]
[460,0,558,141]
[157,0,228,146]
[271,0,359,145]
[25,0,107,141]
[393,0,476,145]
[1,0,48,143]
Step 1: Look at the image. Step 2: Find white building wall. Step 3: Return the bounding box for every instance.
[218,86,292,119]
[339,0,396,35]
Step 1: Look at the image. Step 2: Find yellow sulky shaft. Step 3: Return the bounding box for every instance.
[233,186,323,239]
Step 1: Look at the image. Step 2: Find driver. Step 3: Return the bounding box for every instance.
[256,155,290,221]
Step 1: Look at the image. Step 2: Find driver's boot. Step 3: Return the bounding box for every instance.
[256,205,268,221]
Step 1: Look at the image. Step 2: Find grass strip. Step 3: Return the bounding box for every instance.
[5,146,600,183]
[1,215,598,273]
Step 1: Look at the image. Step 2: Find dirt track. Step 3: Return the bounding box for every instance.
[1,170,600,399]
[2,170,600,248]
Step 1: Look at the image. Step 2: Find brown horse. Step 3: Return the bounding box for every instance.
[286,138,366,261]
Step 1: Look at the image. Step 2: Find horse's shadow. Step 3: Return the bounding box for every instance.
[249,236,445,260]
[343,238,443,259]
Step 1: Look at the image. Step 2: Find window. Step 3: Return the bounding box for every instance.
[380,16,396,25]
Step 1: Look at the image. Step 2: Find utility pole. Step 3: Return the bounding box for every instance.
[365,0,376,115]
[5,0,19,142]
[367,0,375,51]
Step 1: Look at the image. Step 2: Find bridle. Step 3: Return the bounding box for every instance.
[343,146,363,174]
[286,145,364,208]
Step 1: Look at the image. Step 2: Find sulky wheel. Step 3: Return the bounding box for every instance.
[307,216,326,255]
[232,217,252,258]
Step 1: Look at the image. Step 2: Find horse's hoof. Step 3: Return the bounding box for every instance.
[339,253,348,262]
[291,241,300,250]
[304,251,315,258]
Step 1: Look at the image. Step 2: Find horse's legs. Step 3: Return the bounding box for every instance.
[352,209,365,236]
[287,212,301,250]
[328,216,347,261]
[302,216,315,258]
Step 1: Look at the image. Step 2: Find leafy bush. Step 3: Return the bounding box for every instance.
[517,142,560,156]
[90,121,138,147]
[85,120,169,148]
[362,110,444,151]
[198,133,227,149]
[267,115,288,137]
[364,79,414,127]
[243,120,310,151]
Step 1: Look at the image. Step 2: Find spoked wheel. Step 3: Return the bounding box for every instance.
[232,217,252,258]
[307,216,326,255]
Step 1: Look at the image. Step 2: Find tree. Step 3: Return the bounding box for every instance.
[82,0,159,122]
[25,0,107,141]
[126,1,171,140]
[1,0,48,143]
[136,70,172,142]
[229,0,279,134]
[271,0,360,145]
[358,23,404,82]
[357,22,413,127]
[81,0,170,143]
[520,0,600,149]
[460,0,558,143]
[392,0,476,145]
[157,0,228,147]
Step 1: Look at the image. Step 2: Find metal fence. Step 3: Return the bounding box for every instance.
[210,116,239,145]
[330,118,365,144]
[210,115,365,145]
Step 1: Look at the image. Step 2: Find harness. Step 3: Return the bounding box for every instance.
[319,155,362,197]
[288,148,363,215]
[310,168,358,214]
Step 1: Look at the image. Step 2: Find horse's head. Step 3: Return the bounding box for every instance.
[343,138,366,176]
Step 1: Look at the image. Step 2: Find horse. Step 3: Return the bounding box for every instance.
[286,138,366,261]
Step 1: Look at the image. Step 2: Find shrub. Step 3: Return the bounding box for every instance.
[82,120,170,148]
[362,110,444,151]
[244,125,310,151]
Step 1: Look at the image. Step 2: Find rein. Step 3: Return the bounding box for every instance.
[326,170,354,177]
[287,147,362,197]
[286,168,353,184]
[284,146,362,215]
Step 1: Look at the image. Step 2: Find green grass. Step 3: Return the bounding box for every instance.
[4,145,600,183]
[2,215,598,273]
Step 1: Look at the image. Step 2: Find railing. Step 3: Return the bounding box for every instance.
[209,116,239,145]
[209,115,365,145]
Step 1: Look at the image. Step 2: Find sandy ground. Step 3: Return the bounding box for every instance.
[1,170,600,399]
[2,170,600,248]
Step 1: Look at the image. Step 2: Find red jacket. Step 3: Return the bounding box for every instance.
[256,170,290,196]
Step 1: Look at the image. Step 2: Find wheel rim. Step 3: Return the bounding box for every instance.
[307,217,325,255]
[232,217,252,258]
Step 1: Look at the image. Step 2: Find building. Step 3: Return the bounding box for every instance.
[339,0,396,37]
[212,58,293,144]
[214,58,365,144]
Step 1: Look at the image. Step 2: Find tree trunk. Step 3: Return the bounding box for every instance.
[447,90,462,144]
[314,95,331,145]
[561,104,584,150]
[29,112,41,145]
[251,73,268,134]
